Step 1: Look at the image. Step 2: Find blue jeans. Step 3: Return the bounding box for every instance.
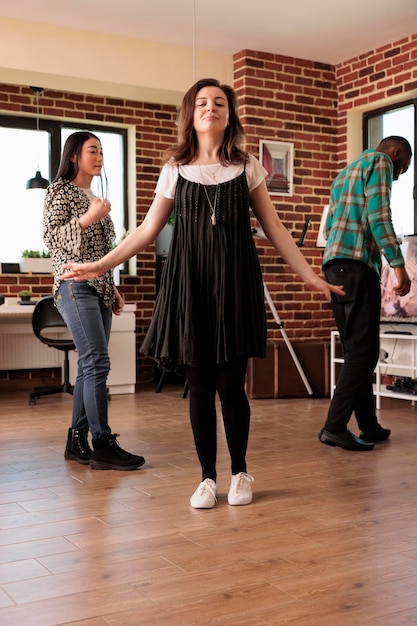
[56,280,112,439]
[324,260,380,433]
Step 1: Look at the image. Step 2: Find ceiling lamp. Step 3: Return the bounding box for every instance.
[26,87,50,190]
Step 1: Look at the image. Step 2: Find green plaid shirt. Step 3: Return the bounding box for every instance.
[322,149,404,275]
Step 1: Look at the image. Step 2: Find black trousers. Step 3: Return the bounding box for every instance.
[324,260,381,433]
[185,358,249,482]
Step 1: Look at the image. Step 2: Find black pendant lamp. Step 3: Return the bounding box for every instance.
[26,169,50,190]
[26,87,50,190]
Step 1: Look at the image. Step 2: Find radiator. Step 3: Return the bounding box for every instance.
[0,305,136,395]
[0,322,63,370]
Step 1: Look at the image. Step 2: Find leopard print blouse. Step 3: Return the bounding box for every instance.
[43,178,116,307]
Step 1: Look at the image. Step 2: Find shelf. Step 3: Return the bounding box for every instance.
[379,363,417,371]
[331,330,417,409]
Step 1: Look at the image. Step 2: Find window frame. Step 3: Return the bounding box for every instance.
[363,99,417,234]
[0,115,129,271]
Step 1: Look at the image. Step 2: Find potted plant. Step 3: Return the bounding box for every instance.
[20,249,52,274]
[18,289,34,303]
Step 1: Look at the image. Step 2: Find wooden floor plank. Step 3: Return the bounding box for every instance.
[1,386,417,624]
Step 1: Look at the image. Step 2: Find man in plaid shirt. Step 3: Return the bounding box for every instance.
[319,136,412,451]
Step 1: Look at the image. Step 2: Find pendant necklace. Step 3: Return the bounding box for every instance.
[197,159,222,182]
[198,162,220,226]
[203,184,218,226]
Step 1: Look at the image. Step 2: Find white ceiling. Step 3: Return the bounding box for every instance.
[1,0,417,65]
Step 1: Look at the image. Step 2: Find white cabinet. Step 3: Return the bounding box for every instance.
[69,304,137,395]
[330,329,417,409]
[0,302,137,394]
[0,304,64,369]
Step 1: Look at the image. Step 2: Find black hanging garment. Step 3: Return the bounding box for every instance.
[141,169,267,370]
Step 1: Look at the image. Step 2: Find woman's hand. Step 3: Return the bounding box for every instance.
[79,197,111,230]
[112,287,124,315]
[304,274,345,300]
[60,261,102,280]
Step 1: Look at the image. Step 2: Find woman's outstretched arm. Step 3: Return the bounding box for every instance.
[250,181,345,300]
[61,194,174,280]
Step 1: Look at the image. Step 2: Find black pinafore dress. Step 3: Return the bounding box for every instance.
[141,167,267,370]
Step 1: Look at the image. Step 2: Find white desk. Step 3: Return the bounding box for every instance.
[0,302,137,395]
[0,303,58,370]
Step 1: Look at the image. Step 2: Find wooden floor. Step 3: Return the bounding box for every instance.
[2,385,417,625]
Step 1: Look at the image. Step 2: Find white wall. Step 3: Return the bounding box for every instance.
[0,17,233,105]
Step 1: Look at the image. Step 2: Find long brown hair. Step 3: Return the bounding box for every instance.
[164,78,247,166]
[53,131,108,197]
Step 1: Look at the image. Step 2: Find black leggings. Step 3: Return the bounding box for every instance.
[185,358,250,482]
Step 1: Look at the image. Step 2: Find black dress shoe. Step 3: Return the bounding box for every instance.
[359,424,391,443]
[318,428,374,451]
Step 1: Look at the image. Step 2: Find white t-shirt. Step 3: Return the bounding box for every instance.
[81,188,95,202]
[155,153,267,199]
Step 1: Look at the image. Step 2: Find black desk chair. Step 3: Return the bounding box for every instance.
[155,368,189,398]
[29,295,75,405]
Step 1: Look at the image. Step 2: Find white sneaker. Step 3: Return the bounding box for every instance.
[228,472,254,506]
[190,478,217,509]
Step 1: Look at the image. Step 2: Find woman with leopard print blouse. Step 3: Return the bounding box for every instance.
[44,131,145,471]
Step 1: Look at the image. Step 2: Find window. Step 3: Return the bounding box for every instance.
[0,125,50,262]
[0,117,127,265]
[364,101,416,236]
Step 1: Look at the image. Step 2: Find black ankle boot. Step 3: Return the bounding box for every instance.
[90,433,145,471]
[65,427,92,465]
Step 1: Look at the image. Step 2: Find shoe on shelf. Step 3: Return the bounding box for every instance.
[190,478,217,509]
[318,428,374,451]
[65,426,92,465]
[360,424,391,443]
[228,472,254,506]
[90,433,145,470]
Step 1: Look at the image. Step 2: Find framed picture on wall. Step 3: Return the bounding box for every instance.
[259,140,294,196]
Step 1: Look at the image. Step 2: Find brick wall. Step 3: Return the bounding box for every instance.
[336,33,417,165]
[234,50,339,341]
[1,34,416,383]
[232,35,417,343]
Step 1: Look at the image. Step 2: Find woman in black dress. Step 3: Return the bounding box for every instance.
[61,78,344,508]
